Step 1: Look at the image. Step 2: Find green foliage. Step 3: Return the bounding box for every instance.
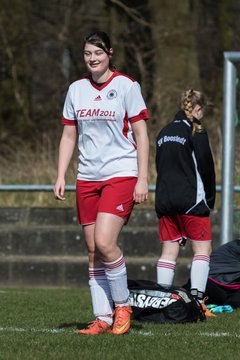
[0,287,239,360]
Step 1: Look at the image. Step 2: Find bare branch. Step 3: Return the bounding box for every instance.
[0,11,30,122]
[109,0,151,28]
[57,0,73,42]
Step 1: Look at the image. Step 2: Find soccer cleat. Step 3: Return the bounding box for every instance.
[112,305,132,335]
[78,319,111,335]
[206,304,233,313]
[201,303,216,317]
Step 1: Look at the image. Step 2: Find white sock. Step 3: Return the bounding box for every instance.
[156,259,176,288]
[190,254,210,301]
[89,268,113,325]
[103,255,130,307]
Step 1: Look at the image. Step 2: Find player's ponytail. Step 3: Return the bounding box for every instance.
[180,89,211,133]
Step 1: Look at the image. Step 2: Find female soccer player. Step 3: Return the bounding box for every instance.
[155,89,215,315]
[54,31,149,334]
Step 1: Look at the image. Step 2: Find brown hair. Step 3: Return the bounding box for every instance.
[180,89,210,133]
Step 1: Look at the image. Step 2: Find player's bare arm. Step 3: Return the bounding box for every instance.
[54,125,77,200]
[131,120,149,204]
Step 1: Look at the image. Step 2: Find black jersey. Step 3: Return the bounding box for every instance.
[155,110,216,218]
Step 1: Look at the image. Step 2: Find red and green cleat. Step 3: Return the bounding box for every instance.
[112,305,132,335]
[78,318,111,335]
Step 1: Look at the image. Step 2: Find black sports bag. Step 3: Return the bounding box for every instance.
[128,279,206,324]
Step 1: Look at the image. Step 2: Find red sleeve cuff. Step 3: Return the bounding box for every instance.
[62,116,77,126]
[129,109,149,123]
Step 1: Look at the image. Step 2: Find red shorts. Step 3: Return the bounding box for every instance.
[76,177,137,225]
[158,214,212,243]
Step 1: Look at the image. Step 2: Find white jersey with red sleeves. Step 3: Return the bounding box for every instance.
[62,70,149,181]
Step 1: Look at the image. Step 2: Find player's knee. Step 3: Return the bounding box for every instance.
[96,242,113,258]
[193,242,212,256]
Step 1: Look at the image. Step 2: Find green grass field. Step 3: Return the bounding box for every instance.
[0,287,239,360]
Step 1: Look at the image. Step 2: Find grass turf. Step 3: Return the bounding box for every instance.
[0,287,239,360]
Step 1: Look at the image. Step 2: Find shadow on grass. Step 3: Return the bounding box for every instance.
[58,322,85,330]
[58,321,144,331]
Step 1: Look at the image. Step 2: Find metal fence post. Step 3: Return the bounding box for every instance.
[221,52,240,244]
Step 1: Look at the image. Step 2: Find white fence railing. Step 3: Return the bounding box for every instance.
[0,184,235,192]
